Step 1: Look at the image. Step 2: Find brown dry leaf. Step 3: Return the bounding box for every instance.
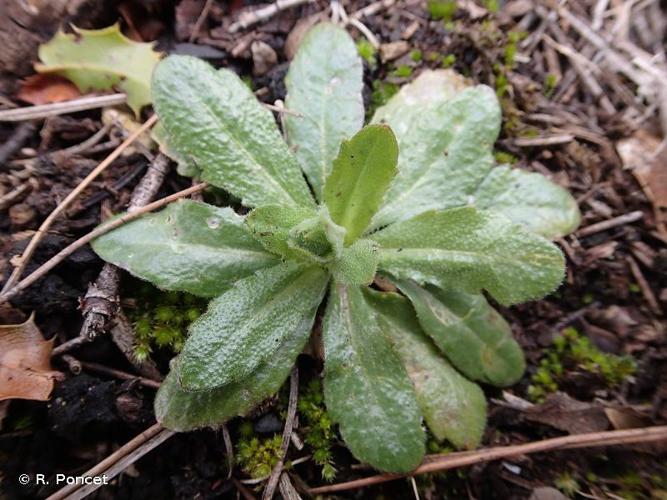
[0,314,61,402]
[523,392,609,434]
[17,73,81,105]
[617,130,667,208]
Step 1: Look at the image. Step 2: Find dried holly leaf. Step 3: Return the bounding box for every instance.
[35,24,161,115]
[617,129,667,208]
[0,315,61,401]
[17,74,81,105]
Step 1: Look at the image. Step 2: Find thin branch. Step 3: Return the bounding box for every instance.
[46,424,173,500]
[262,367,299,500]
[228,0,315,33]
[79,361,161,389]
[0,94,128,122]
[308,425,667,495]
[0,121,37,165]
[0,114,158,295]
[0,182,208,303]
[577,210,644,237]
[189,0,214,42]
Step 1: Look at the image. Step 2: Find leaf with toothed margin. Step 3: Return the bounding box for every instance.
[178,262,328,391]
[365,288,487,448]
[91,200,278,298]
[322,283,425,473]
[152,55,315,208]
[370,206,565,306]
[394,280,525,387]
[285,22,364,200]
[155,320,311,431]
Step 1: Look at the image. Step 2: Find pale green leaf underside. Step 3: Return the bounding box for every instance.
[152,55,314,208]
[323,283,425,473]
[396,281,525,386]
[37,24,160,115]
[371,207,565,305]
[365,289,486,447]
[472,166,581,238]
[178,262,328,391]
[285,23,364,200]
[92,200,278,298]
[155,321,310,431]
[323,125,398,245]
[369,70,580,239]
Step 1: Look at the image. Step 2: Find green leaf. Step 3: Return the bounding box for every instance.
[369,73,500,230]
[371,207,565,305]
[155,321,310,431]
[151,122,200,178]
[369,70,580,239]
[365,289,487,447]
[92,200,278,298]
[36,24,161,116]
[395,281,525,386]
[246,204,318,260]
[152,55,314,208]
[285,23,364,200]
[371,69,467,138]
[322,283,425,472]
[178,262,328,391]
[472,166,581,239]
[331,239,379,286]
[323,125,398,245]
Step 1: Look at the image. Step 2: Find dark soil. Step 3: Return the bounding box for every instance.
[1,1,666,499]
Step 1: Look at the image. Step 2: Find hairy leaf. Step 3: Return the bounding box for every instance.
[396,281,525,386]
[369,76,500,230]
[365,289,486,447]
[372,69,467,138]
[331,239,378,286]
[36,24,160,115]
[323,125,398,245]
[472,166,581,239]
[370,70,580,239]
[322,283,425,472]
[246,204,318,260]
[371,207,565,305]
[152,55,314,208]
[178,263,328,391]
[285,23,364,199]
[92,200,278,298]
[156,322,310,431]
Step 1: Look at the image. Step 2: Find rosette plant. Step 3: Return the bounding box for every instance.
[93,23,580,472]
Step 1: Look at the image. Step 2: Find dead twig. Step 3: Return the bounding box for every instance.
[0,182,208,304]
[308,425,667,494]
[79,152,171,341]
[0,114,158,296]
[78,361,161,389]
[46,423,175,500]
[189,0,214,42]
[229,0,315,33]
[262,367,299,500]
[0,121,37,166]
[0,94,128,122]
[626,255,662,315]
[577,210,644,237]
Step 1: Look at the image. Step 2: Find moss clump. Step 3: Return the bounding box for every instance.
[356,39,377,68]
[298,379,336,481]
[527,328,636,402]
[427,0,457,21]
[392,64,413,78]
[368,80,399,118]
[128,285,206,361]
[237,434,283,479]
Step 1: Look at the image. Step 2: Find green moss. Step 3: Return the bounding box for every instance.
[528,328,636,402]
[298,379,337,481]
[237,435,283,479]
[441,54,456,68]
[504,31,526,68]
[494,151,518,165]
[427,0,457,21]
[543,73,558,97]
[629,283,641,293]
[554,471,580,496]
[410,49,423,62]
[368,80,399,119]
[392,64,413,78]
[356,39,377,68]
[127,283,206,360]
[483,0,499,12]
